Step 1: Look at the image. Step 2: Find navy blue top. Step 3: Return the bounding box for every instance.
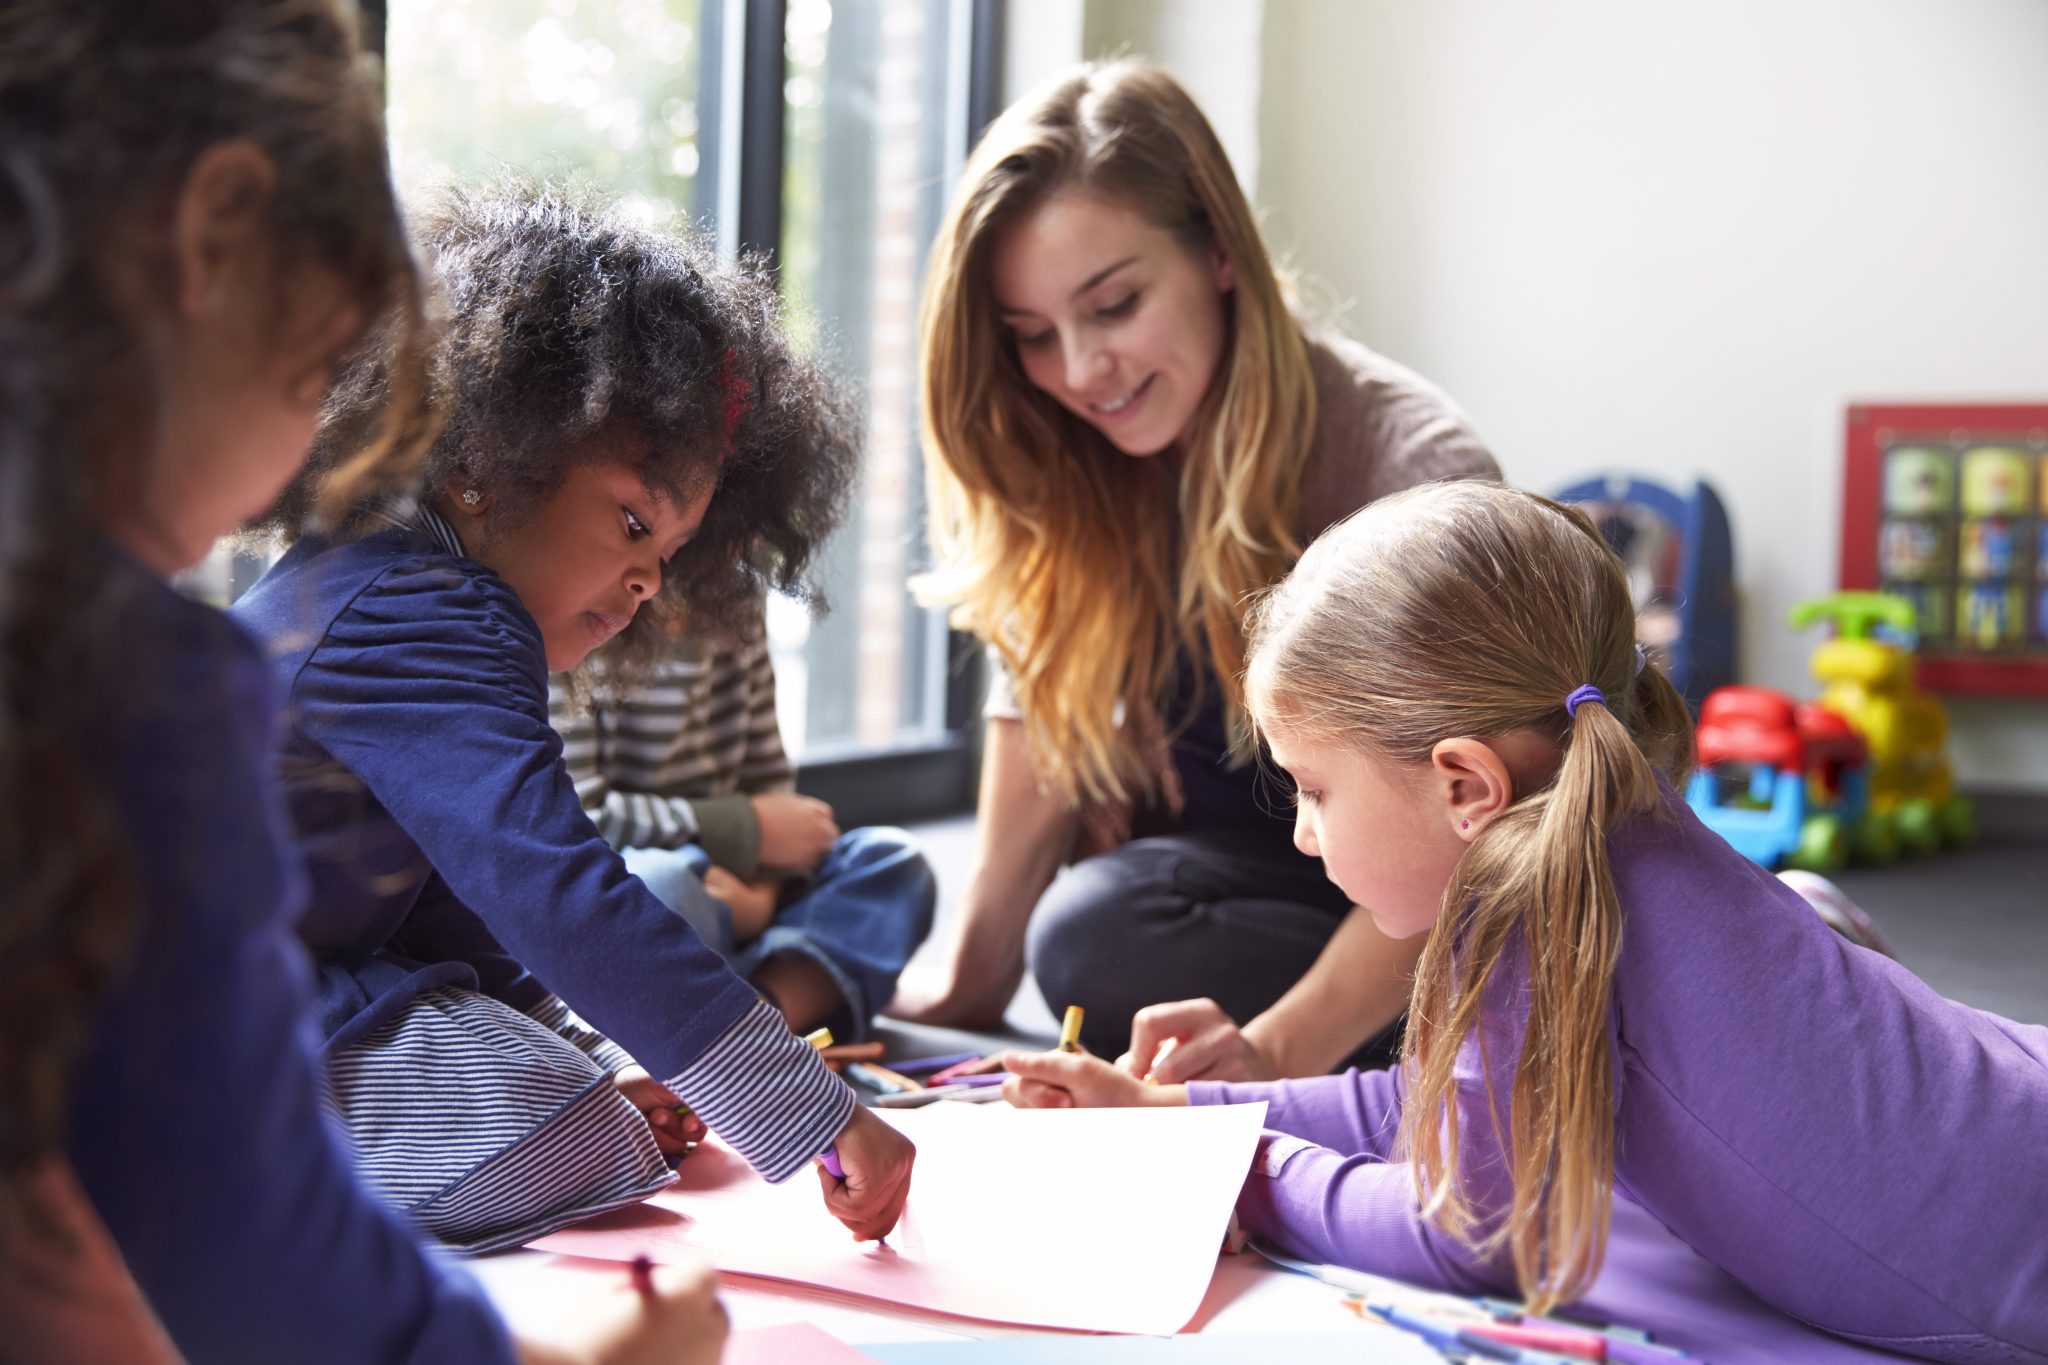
[64,540,512,1364]
[232,517,851,1180]
[1159,650,1300,844]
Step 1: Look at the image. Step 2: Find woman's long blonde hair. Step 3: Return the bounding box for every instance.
[915,59,1316,807]
[1245,482,1695,1311]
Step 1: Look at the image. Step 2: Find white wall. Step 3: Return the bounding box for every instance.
[1252,0,2048,791]
[999,0,2048,791]
[1006,0,1267,192]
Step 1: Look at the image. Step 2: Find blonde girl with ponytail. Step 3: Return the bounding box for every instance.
[894,59,1498,1079]
[1004,481,2048,1361]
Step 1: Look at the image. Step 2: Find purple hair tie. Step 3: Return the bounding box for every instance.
[1565,684,1606,717]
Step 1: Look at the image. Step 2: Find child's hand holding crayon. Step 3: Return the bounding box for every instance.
[815,1105,915,1241]
[1114,998,1279,1084]
[998,1048,1190,1110]
[526,1252,727,1365]
[614,1065,707,1159]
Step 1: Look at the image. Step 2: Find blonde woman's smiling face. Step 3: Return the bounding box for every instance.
[988,190,1234,458]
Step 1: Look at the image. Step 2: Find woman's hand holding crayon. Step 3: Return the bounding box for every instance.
[751,791,841,872]
[998,1049,1190,1110]
[1115,998,1279,1084]
[515,1252,727,1365]
[816,1105,915,1241]
[613,1065,706,1159]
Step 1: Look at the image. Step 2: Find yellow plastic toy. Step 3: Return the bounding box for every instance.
[1788,592,1976,856]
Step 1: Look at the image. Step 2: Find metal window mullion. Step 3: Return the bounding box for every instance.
[940,0,1004,751]
[736,0,788,264]
[965,0,1003,142]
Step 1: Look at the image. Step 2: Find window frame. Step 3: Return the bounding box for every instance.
[363,0,1002,826]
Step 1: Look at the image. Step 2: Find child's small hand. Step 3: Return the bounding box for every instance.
[514,1253,728,1365]
[999,1049,1189,1110]
[614,1065,706,1158]
[816,1104,914,1241]
[1114,998,1278,1084]
[700,866,779,941]
[751,792,840,871]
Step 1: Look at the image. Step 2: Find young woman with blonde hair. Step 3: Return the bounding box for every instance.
[893,59,1498,1076]
[1003,482,2048,1361]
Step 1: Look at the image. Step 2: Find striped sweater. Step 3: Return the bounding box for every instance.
[550,604,793,881]
[234,514,853,1188]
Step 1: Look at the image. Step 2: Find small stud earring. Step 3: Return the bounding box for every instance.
[461,489,481,507]
[1461,819,1471,831]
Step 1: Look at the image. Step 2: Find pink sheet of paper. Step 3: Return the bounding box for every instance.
[531,1102,1269,1335]
[723,1323,878,1364]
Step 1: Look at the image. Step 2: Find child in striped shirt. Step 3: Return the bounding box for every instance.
[550,607,936,1039]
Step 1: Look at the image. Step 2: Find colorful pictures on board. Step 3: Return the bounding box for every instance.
[1878,441,2047,653]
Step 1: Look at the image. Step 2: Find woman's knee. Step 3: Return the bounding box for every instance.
[1025,848,1176,1042]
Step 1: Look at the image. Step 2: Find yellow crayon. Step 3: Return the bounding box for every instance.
[805,1026,835,1050]
[1058,1005,1085,1054]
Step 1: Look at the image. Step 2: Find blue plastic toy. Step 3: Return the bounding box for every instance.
[1553,475,1737,709]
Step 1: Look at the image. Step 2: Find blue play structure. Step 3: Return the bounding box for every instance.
[1686,764,1809,867]
[1553,475,1738,710]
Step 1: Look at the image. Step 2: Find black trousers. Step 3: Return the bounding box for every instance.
[1025,827,1406,1073]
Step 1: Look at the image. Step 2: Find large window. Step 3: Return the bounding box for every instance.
[385,0,707,228]
[379,0,998,820]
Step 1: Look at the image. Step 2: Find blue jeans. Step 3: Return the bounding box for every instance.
[622,826,936,1041]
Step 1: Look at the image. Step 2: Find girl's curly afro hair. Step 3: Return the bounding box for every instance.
[267,181,860,659]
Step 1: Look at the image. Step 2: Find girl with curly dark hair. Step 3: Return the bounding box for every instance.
[0,6,728,1364]
[233,183,912,1257]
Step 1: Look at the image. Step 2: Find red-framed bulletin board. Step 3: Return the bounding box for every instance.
[1842,403,2048,696]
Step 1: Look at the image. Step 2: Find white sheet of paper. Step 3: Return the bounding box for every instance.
[531,1102,1269,1335]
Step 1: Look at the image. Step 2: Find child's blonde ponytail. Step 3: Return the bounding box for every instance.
[1244,482,1694,1311]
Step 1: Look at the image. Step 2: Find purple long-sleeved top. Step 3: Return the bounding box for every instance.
[1192,794,2048,1364]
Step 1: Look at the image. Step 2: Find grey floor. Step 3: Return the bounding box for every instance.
[1829,798,2048,1025]
[871,815,1059,1061]
[887,793,2048,1062]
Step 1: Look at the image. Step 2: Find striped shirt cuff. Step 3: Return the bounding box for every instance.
[527,993,638,1076]
[662,997,855,1183]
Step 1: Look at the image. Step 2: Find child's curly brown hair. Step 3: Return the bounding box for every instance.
[268,181,860,663]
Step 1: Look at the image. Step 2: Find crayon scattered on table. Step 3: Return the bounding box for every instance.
[1357,1306,1608,1362]
[928,1055,999,1085]
[873,1083,1011,1108]
[844,1061,923,1095]
[1367,1304,1583,1363]
[1476,1299,1677,1353]
[890,1052,983,1077]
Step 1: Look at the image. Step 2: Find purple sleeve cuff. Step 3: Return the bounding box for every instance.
[1230,1135,1506,1296]
[1189,1070,1406,1160]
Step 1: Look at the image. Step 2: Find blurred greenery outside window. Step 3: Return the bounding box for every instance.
[360,0,977,765]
